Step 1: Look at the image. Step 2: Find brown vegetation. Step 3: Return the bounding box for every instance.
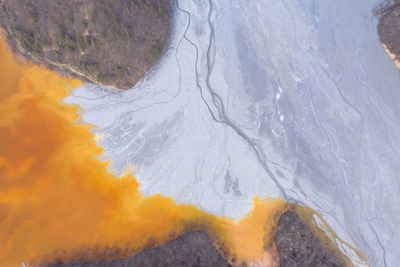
[39,210,350,267]
[41,231,232,267]
[274,211,346,267]
[377,0,400,69]
[0,0,173,89]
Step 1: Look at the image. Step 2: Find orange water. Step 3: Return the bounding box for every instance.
[0,33,287,266]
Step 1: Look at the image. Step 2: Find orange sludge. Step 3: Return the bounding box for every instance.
[0,33,286,267]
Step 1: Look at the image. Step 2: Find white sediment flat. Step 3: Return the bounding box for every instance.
[64,0,400,266]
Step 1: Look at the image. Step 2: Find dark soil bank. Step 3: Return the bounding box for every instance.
[377,0,400,64]
[274,211,346,267]
[0,0,172,89]
[43,231,231,267]
[41,210,348,267]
